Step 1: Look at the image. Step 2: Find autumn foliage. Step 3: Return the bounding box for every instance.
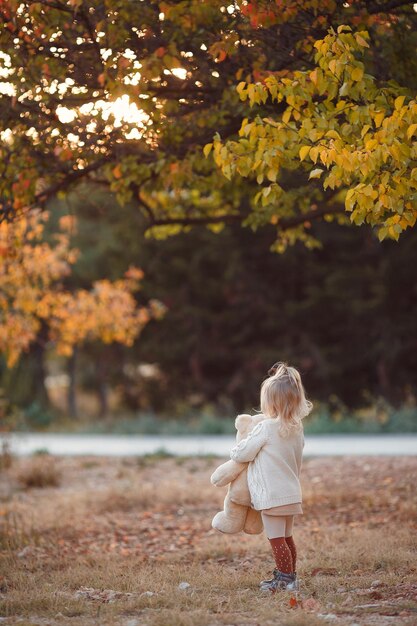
[0,0,415,248]
[208,26,417,250]
[0,211,165,366]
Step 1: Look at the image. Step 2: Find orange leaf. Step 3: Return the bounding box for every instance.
[155,46,166,58]
[216,49,227,63]
[112,165,122,179]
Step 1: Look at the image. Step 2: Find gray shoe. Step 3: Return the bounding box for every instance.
[260,569,299,593]
[285,574,299,591]
[259,568,280,587]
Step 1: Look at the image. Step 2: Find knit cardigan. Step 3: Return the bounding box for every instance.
[230,417,304,511]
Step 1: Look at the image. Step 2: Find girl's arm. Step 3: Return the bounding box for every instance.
[230,421,268,463]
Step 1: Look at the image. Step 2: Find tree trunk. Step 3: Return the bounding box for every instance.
[32,332,49,408]
[5,325,49,409]
[67,347,78,419]
[96,357,109,418]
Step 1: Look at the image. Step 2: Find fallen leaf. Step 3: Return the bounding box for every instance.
[311,567,338,576]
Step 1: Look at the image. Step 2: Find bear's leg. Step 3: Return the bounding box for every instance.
[211,495,247,534]
[243,507,263,535]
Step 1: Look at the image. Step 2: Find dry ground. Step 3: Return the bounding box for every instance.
[0,452,416,626]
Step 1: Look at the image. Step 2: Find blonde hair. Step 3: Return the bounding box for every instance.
[260,362,312,437]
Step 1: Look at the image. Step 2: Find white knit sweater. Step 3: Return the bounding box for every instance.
[230,417,304,510]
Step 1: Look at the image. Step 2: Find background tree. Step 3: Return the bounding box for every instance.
[0,210,164,416]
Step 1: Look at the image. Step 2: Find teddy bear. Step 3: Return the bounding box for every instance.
[210,413,266,534]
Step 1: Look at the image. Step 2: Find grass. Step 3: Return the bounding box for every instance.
[10,398,417,435]
[15,456,61,489]
[0,455,416,625]
[70,404,417,435]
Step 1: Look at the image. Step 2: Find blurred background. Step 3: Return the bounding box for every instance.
[1,1,416,438]
[1,183,416,436]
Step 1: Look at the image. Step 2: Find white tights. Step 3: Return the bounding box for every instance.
[261,513,294,539]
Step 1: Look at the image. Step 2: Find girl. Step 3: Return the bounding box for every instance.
[230,362,312,592]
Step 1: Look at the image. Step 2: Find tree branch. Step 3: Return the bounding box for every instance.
[277,203,345,230]
[142,203,345,231]
[367,0,416,13]
[34,159,109,205]
[147,213,243,227]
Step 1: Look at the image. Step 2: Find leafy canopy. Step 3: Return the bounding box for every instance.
[0,0,416,249]
[208,26,417,250]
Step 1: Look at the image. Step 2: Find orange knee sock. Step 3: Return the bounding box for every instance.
[285,536,297,571]
[269,537,293,574]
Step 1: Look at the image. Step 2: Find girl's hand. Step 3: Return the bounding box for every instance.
[230,421,268,463]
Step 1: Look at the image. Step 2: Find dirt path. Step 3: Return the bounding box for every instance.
[1,454,416,625]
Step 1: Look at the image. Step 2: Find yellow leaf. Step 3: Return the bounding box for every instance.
[365,139,378,151]
[267,168,277,182]
[374,111,384,128]
[319,149,328,166]
[355,34,369,48]
[345,188,355,211]
[325,130,341,140]
[310,146,319,164]
[337,25,352,34]
[282,109,291,125]
[407,123,417,140]
[390,144,401,161]
[299,146,311,161]
[394,95,405,111]
[378,227,388,241]
[350,66,364,82]
[339,82,349,97]
[203,143,213,158]
[309,68,318,85]
[309,168,324,180]
[328,59,337,75]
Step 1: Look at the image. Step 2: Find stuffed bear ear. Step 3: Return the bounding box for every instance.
[235,413,253,432]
